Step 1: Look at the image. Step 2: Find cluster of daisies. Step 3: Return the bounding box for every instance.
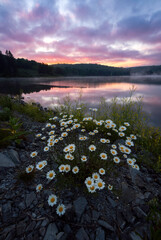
[25,111,140,216]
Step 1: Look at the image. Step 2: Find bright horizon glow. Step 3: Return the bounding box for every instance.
[0,0,161,67]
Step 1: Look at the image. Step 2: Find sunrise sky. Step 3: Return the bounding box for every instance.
[0,0,161,67]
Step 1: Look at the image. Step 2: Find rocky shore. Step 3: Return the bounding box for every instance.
[0,112,161,240]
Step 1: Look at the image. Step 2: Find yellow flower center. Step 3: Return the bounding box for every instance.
[94,175,98,179]
[39,164,43,168]
[28,167,32,171]
[87,180,92,185]
[50,197,55,203]
[91,147,94,150]
[59,206,63,212]
[90,186,95,190]
[102,154,105,158]
[38,186,41,190]
[61,167,64,170]
[74,168,77,172]
[66,167,69,171]
[49,173,53,177]
[98,182,103,187]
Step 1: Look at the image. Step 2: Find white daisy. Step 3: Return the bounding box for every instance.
[26,165,34,173]
[30,151,38,158]
[56,204,66,216]
[72,166,79,174]
[46,170,56,180]
[100,153,107,160]
[48,194,57,206]
[99,168,105,175]
[89,145,96,152]
[36,184,43,192]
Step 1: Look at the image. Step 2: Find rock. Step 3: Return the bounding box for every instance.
[26,192,36,208]
[43,223,58,240]
[75,227,89,240]
[74,197,88,221]
[116,211,126,230]
[107,196,118,208]
[26,221,36,232]
[57,232,65,240]
[63,224,72,234]
[39,227,46,237]
[129,231,142,240]
[16,220,26,236]
[6,149,20,165]
[95,227,105,240]
[92,210,100,221]
[2,202,12,222]
[121,182,137,203]
[133,207,147,219]
[41,219,50,227]
[0,153,15,168]
[98,220,114,232]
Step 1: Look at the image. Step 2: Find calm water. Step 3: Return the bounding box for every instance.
[1,76,161,127]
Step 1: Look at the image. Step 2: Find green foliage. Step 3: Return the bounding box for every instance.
[0,95,13,109]
[0,107,12,121]
[147,198,161,240]
[0,117,28,148]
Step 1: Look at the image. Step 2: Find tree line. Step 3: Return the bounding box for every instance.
[0,50,160,77]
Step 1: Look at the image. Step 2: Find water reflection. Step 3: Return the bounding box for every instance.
[1,76,161,127]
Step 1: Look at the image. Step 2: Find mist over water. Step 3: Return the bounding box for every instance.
[1,76,161,127]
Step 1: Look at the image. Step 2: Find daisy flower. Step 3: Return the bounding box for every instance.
[36,184,43,192]
[127,158,133,165]
[110,149,117,156]
[26,165,34,173]
[88,185,96,193]
[92,108,98,112]
[49,131,55,136]
[119,145,125,153]
[111,123,116,128]
[92,173,100,181]
[124,122,130,126]
[61,132,68,137]
[46,123,51,128]
[89,145,96,152]
[36,161,45,170]
[100,138,106,143]
[59,137,63,141]
[85,177,94,187]
[48,142,54,147]
[36,133,42,137]
[100,153,107,160]
[56,204,66,216]
[54,139,59,144]
[68,144,76,152]
[30,151,38,158]
[134,164,140,170]
[63,146,69,152]
[44,146,49,152]
[81,155,87,162]
[130,134,137,140]
[125,140,134,147]
[81,129,86,132]
[113,157,120,164]
[41,136,46,140]
[123,154,127,158]
[118,132,125,137]
[42,160,47,166]
[65,164,71,173]
[119,126,127,132]
[93,129,98,133]
[95,179,105,190]
[60,122,66,126]
[99,168,105,175]
[59,164,65,172]
[72,166,79,174]
[65,153,73,160]
[66,128,71,132]
[105,119,113,124]
[48,194,57,206]
[112,144,117,149]
[106,139,110,143]
[53,116,58,120]
[96,121,102,126]
[124,147,131,154]
[46,170,56,180]
[89,132,95,136]
[108,184,113,190]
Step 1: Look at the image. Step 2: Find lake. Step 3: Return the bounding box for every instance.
[1,76,161,127]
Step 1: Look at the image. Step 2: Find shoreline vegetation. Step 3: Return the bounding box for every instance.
[0,93,161,239]
[1,50,161,78]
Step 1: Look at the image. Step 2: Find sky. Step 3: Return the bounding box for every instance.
[0,0,161,67]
